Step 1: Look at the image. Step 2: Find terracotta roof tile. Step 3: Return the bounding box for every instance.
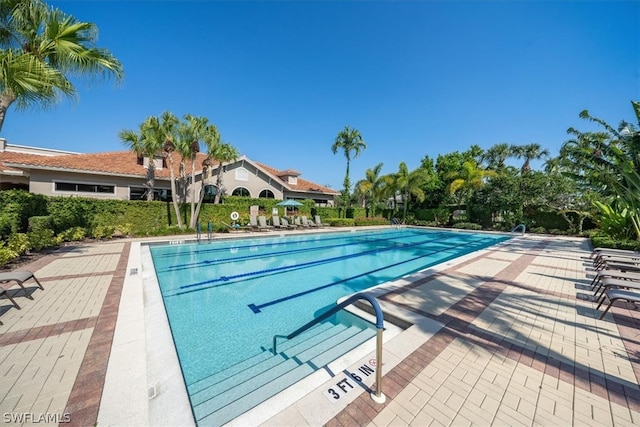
[1,150,211,179]
[255,162,338,195]
[1,147,336,196]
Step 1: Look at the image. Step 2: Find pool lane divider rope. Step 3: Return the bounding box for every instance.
[167,234,498,306]
[152,228,424,260]
[157,231,450,273]
[247,236,496,314]
[170,233,475,295]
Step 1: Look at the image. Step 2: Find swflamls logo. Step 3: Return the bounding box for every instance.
[3,412,71,423]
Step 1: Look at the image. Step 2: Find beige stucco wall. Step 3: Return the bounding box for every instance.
[220,161,285,199]
[28,169,171,200]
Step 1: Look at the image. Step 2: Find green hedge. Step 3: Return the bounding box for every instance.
[590,231,640,251]
[354,217,390,226]
[327,218,355,227]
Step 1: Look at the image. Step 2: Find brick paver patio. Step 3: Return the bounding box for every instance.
[0,231,638,426]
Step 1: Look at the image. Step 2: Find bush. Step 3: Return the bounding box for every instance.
[529,226,547,234]
[354,217,389,226]
[28,215,54,232]
[452,222,482,230]
[91,225,116,240]
[0,190,48,233]
[327,218,355,227]
[8,233,31,255]
[58,227,87,242]
[548,229,567,235]
[590,231,640,251]
[116,223,133,237]
[28,228,60,251]
[0,241,18,267]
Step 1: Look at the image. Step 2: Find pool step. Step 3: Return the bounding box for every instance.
[192,323,375,426]
[189,322,340,401]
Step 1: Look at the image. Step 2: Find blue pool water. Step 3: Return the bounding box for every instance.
[149,227,509,390]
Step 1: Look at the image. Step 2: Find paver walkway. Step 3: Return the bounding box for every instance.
[0,232,639,426]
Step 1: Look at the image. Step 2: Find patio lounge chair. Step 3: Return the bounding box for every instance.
[597,288,640,319]
[591,248,640,259]
[0,270,44,300]
[272,216,294,230]
[248,215,264,231]
[0,285,21,309]
[595,260,640,273]
[593,276,640,303]
[281,217,297,229]
[589,269,640,289]
[301,216,317,227]
[593,252,640,269]
[258,215,274,231]
[314,215,327,227]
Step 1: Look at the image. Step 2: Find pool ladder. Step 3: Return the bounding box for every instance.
[273,292,386,403]
[196,221,214,241]
[511,223,526,235]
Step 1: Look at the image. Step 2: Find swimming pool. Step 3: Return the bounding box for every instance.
[149,227,509,423]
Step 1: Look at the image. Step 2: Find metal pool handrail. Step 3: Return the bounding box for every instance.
[511,223,526,235]
[272,292,386,403]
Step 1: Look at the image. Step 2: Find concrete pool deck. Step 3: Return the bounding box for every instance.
[1,228,639,426]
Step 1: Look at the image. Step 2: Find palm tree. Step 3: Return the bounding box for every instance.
[355,162,384,216]
[119,117,164,201]
[181,114,211,228]
[157,111,184,228]
[210,143,239,204]
[559,103,640,239]
[191,124,221,226]
[448,161,497,219]
[0,0,123,132]
[395,162,428,221]
[481,143,512,171]
[511,143,550,173]
[331,126,366,213]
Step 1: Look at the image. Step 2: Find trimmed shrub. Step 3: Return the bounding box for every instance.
[529,226,547,234]
[91,225,116,240]
[8,233,31,255]
[452,222,482,230]
[28,228,60,251]
[327,218,355,227]
[0,241,18,267]
[590,231,640,251]
[28,215,54,232]
[354,217,389,226]
[58,227,87,242]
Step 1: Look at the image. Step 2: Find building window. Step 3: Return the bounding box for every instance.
[259,189,275,199]
[232,187,250,197]
[129,187,172,201]
[235,167,249,182]
[55,182,115,194]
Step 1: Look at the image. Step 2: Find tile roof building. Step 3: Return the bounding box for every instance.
[0,139,338,205]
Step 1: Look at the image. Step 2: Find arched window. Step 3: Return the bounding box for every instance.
[232,187,250,197]
[259,189,275,199]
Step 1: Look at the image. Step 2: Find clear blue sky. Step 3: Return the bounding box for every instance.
[3,0,639,190]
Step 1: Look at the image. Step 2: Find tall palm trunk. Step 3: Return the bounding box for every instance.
[0,94,16,133]
[189,156,197,228]
[164,151,184,228]
[146,162,156,201]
